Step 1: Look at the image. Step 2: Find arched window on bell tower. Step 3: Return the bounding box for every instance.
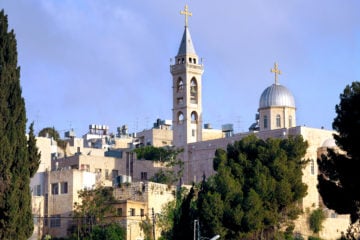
[178,112,184,124]
[177,78,184,92]
[191,111,198,123]
[190,78,198,104]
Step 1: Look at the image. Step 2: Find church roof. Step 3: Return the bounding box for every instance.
[177,27,197,56]
[259,83,295,109]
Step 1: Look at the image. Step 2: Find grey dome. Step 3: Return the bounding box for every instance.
[322,138,336,148]
[259,84,295,109]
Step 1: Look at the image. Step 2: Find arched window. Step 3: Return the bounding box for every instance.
[191,111,198,123]
[177,78,184,92]
[276,114,281,127]
[190,78,198,103]
[264,115,268,129]
[289,115,293,128]
[178,112,184,124]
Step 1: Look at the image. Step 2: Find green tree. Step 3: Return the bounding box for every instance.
[38,127,61,140]
[90,223,125,240]
[28,122,41,177]
[196,135,308,239]
[157,187,190,240]
[309,209,325,234]
[71,186,119,239]
[139,216,153,240]
[172,187,197,240]
[38,127,67,150]
[134,146,184,185]
[0,9,41,239]
[318,82,360,223]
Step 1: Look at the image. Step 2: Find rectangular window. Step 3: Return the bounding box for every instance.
[51,183,59,195]
[44,215,48,227]
[192,129,195,137]
[177,97,183,105]
[117,208,123,216]
[60,182,68,194]
[50,214,61,228]
[105,169,110,180]
[130,208,135,216]
[80,164,90,171]
[34,184,41,196]
[140,209,145,217]
[141,172,148,181]
[311,160,315,175]
[112,170,119,179]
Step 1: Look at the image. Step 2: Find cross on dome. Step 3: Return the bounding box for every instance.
[180,4,192,27]
[271,62,281,85]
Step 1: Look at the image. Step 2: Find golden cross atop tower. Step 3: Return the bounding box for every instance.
[180,4,192,27]
[271,62,281,85]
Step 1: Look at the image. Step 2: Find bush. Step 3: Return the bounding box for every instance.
[309,209,326,233]
[308,236,322,240]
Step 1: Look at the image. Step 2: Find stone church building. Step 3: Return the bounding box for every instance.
[169,5,350,239]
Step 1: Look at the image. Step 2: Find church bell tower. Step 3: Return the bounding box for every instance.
[171,5,204,147]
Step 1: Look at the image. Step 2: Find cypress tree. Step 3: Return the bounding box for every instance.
[0,9,40,239]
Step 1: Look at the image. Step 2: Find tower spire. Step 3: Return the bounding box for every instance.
[180,4,192,28]
[271,62,281,85]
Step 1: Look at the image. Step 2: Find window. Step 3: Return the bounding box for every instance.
[34,184,41,196]
[141,172,148,181]
[51,183,58,195]
[178,112,184,124]
[50,214,61,228]
[117,208,123,216]
[177,97,183,105]
[311,159,315,175]
[130,208,135,216]
[44,215,48,227]
[80,164,90,172]
[191,111,198,123]
[177,79,184,92]
[190,78,198,103]
[60,182,68,194]
[264,115,268,129]
[140,209,145,217]
[112,170,119,179]
[105,169,110,180]
[276,114,281,127]
[289,115,293,127]
[192,129,195,137]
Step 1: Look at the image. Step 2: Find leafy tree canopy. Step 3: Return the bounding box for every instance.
[38,127,60,140]
[309,209,325,234]
[133,145,182,163]
[134,146,184,185]
[71,186,123,239]
[0,9,41,239]
[196,135,308,239]
[318,82,360,223]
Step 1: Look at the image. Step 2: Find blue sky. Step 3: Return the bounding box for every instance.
[2,0,360,136]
